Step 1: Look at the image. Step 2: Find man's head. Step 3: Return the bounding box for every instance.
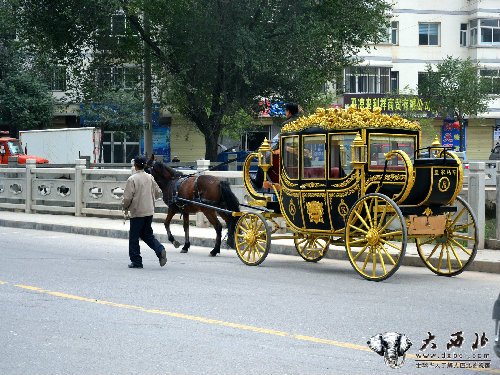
[133,155,148,170]
[285,103,299,119]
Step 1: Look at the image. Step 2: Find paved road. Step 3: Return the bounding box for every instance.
[0,227,499,375]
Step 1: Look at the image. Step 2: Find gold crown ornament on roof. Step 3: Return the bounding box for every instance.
[281,106,421,133]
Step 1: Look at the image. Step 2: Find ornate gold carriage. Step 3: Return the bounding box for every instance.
[233,107,477,281]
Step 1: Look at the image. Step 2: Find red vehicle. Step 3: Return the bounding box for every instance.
[0,137,48,164]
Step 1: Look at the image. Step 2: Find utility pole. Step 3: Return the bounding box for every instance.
[143,13,153,156]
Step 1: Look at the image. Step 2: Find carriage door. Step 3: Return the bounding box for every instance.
[301,135,331,231]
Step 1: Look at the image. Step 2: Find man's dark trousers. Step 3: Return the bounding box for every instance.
[129,215,164,266]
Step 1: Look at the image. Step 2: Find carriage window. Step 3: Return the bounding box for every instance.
[330,134,356,178]
[302,135,326,179]
[282,136,299,179]
[369,134,416,171]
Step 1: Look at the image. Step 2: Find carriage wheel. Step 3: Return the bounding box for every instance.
[345,193,407,281]
[294,234,330,262]
[416,196,478,276]
[235,213,271,266]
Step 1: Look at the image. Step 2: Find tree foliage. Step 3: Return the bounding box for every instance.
[0,1,53,133]
[19,0,392,159]
[418,56,492,121]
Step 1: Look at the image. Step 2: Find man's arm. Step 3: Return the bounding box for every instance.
[152,177,163,200]
[122,178,135,209]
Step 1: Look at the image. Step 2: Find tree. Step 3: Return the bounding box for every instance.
[19,0,392,160]
[0,1,53,134]
[418,56,492,151]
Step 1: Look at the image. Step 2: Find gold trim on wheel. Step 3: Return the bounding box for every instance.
[235,213,271,266]
[294,234,330,262]
[345,193,407,281]
[415,196,478,276]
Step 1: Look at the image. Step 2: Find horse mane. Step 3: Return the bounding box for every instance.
[157,161,184,179]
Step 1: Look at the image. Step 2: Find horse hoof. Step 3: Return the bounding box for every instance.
[180,248,188,253]
[209,250,220,257]
[173,240,181,248]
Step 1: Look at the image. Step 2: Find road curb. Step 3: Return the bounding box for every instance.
[0,218,498,274]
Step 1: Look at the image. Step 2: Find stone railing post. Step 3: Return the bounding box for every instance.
[25,159,36,213]
[196,159,210,173]
[497,162,500,241]
[468,162,485,249]
[195,159,211,228]
[74,159,86,217]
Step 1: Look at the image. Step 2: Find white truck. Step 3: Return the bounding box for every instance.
[19,127,102,164]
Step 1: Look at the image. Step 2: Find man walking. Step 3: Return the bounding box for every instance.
[123,155,167,268]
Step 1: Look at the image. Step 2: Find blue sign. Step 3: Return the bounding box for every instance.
[441,120,465,152]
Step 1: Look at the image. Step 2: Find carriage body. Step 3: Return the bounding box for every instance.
[237,107,477,281]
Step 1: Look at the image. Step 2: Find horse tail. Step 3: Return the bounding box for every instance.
[219,181,240,249]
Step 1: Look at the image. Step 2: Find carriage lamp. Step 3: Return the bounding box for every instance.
[431,135,442,157]
[351,132,367,168]
[493,293,500,358]
[258,137,273,178]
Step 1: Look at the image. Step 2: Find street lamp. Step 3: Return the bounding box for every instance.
[494,293,500,358]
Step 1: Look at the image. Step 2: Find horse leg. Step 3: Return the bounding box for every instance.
[219,212,236,249]
[164,209,180,248]
[181,214,190,253]
[204,209,222,257]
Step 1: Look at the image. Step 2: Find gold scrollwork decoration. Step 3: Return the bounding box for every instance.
[281,107,421,134]
[330,185,360,198]
[300,182,326,189]
[280,169,298,187]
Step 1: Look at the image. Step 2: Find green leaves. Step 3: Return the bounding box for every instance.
[418,56,492,120]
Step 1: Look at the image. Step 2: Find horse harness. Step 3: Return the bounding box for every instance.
[166,175,219,212]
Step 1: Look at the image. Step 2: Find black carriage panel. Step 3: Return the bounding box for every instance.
[400,159,461,207]
[279,190,304,230]
[328,191,360,230]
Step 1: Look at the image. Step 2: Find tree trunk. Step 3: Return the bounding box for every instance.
[204,128,220,161]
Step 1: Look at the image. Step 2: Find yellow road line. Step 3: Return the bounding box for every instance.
[2,280,499,374]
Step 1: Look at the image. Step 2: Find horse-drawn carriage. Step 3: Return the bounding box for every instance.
[233,106,477,281]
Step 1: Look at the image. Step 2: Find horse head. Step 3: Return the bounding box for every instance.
[150,160,182,183]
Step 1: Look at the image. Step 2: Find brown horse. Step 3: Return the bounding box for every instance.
[148,159,239,256]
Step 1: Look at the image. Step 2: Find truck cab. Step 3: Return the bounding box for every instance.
[0,137,48,164]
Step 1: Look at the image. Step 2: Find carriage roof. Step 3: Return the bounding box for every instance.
[281,106,421,134]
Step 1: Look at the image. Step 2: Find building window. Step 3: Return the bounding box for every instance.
[390,71,399,93]
[96,66,141,90]
[470,19,500,46]
[417,72,430,95]
[419,23,440,45]
[480,69,500,94]
[45,66,67,91]
[391,21,399,45]
[344,67,391,94]
[460,23,467,46]
[381,21,399,45]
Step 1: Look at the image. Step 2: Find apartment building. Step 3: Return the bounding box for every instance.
[340,0,500,159]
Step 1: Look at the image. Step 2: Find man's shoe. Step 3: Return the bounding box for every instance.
[128,263,143,268]
[159,249,167,267]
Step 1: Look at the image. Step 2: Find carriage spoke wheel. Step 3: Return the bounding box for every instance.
[294,234,330,262]
[235,213,271,266]
[416,196,478,276]
[345,193,407,281]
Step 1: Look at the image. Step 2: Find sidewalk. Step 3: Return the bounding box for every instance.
[0,210,499,274]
